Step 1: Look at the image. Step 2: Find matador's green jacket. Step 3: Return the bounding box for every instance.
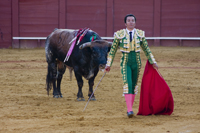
[106,28,156,68]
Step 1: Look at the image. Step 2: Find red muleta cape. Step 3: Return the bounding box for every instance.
[137,60,174,115]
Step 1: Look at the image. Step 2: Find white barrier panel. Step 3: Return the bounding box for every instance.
[13,37,200,40]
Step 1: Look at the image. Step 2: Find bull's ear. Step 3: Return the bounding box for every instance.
[107,41,112,53]
[79,42,92,49]
[108,41,113,47]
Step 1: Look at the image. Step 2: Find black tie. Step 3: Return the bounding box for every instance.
[129,32,132,42]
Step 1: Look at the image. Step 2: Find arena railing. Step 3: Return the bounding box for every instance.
[12,37,200,47]
[13,37,200,40]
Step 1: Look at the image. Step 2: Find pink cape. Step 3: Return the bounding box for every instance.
[137,60,174,115]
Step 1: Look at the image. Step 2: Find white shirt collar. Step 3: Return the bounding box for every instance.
[126,28,135,38]
[126,28,135,33]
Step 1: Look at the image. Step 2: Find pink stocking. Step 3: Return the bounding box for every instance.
[131,94,136,106]
[124,94,133,112]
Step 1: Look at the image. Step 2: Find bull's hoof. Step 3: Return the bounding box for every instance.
[77,97,85,101]
[89,97,96,101]
[53,95,60,98]
[53,95,62,98]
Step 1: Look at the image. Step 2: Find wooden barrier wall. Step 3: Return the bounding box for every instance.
[0,0,200,48]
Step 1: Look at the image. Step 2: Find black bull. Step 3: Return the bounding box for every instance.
[45,29,112,101]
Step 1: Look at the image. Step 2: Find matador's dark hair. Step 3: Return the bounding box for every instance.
[124,14,136,23]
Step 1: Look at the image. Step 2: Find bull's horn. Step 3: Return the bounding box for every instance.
[79,42,92,49]
[94,40,113,46]
[99,40,112,46]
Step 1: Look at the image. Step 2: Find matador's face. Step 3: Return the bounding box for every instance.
[125,16,136,31]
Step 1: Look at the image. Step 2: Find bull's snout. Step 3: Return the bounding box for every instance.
[99,64,106,70]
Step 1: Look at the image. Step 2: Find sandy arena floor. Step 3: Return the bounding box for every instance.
[0,47,199,133]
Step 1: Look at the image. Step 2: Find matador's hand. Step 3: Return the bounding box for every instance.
[104,66,110,73]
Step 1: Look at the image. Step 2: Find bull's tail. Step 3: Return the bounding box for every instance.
[46,64,53,95]
[45,36,56,95]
